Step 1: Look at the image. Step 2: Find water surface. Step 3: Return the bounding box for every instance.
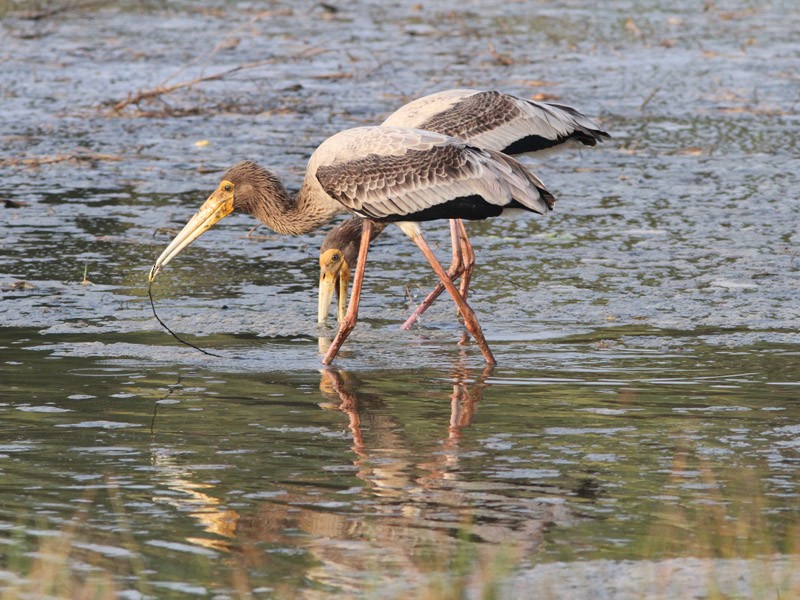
[1,0,798,597]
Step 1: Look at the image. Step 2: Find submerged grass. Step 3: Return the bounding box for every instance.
[379,457,800,600]
[644,450,800,560]
[396,529,522,600]
[1,460,798,599]
[0,483,152,600]
[632,452,800,600]
[0,511,118,600]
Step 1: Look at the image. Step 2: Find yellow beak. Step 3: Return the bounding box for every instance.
[318,270,336,325]
[149,183,235,283]
[318,253,351,325]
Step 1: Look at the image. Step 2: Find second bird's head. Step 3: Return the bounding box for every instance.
[318,218,365,325]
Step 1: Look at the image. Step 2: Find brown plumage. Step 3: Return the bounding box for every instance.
[149,159,345,281]
[149,125,555,365]
[317,89,608,330]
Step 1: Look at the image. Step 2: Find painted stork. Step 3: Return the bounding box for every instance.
[318,89,609,328]
[149,125,554,364]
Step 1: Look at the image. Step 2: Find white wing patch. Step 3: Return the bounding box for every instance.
[382,89,478,128]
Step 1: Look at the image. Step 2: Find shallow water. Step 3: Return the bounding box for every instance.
[1,0,799,598]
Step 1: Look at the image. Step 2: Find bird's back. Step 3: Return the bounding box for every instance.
[382,89,609,155]
[311,126,554,223]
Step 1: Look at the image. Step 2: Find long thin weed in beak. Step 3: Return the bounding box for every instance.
[148,281,221,358]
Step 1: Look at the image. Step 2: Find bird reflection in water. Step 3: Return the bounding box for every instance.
[319,361,490,450]
[313,363,566,547]
[148,447,242,554]
[147,362,582,593]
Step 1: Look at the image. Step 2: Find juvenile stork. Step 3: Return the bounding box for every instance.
[318,89,608,328]
[149,125,554,365]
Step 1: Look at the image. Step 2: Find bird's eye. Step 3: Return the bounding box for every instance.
[223,184,233,192]
[332,253,341,262]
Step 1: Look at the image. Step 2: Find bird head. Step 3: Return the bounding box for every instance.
[317,218,370,325]
[148,161,281,282]
[318,246,351,325]
[317,218,386,325]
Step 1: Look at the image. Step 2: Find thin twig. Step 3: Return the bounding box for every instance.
[17,0,112,20]
[148,284,221,358]
[0,150,122,167]
[151,375,182,434]
[112,59,275,112]
[488,42,515,66]
[161,10,276,88]
[640,86,661,111]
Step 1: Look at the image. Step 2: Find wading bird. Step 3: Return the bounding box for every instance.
[318,89,608,328]
[149,125,554,365]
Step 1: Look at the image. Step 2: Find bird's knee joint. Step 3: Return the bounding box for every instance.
[339,317,357,332]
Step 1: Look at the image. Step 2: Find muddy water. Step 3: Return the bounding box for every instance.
[1,0,799,597]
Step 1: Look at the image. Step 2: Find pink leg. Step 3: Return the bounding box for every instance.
[322,220,374,365]
[401,219,466,330]
[406,229,495,365]
[446,219,463,275]
[457,219,475,300]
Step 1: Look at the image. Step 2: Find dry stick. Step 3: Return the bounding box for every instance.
[112,59,276,112]
[112,30,330,113]
[148,284,221,358]
[244,225,264,238]
[161,10,275,89]
[19,0,112,20]
[0,151,122,167]
[150,374,182,434]
[640,86,661,111]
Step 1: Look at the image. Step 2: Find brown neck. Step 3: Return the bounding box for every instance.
[250,180,342,235]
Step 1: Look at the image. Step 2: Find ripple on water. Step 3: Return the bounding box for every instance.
[0,0,799,597]
[146,540,219,557]
[57,421,142,429]
[67,446,139,456]
[15,405,71,413]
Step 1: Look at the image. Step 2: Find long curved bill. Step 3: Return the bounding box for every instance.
[317,260,351,325]
[148,186,234,283]
[318,271,336,325]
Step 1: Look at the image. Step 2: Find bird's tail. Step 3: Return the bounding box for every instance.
[484,148,556,214]
[541,102,611,146]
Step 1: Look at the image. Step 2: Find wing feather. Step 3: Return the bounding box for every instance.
[383,90,609,155]
[313,126,553,222]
